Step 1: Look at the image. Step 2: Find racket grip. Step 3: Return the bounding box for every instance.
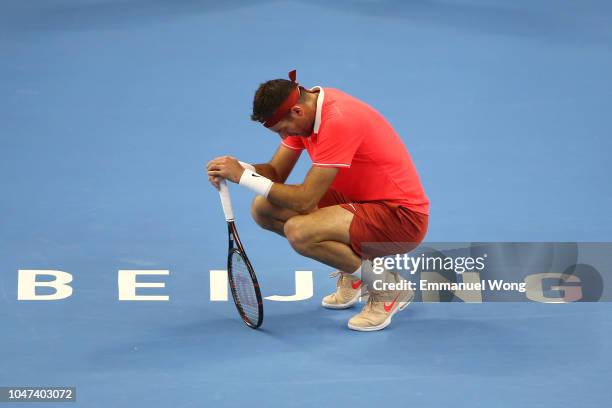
[218,180,235,221]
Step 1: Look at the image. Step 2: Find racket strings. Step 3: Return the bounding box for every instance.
[230,252,260,324]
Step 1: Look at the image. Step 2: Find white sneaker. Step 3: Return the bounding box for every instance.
[321,271,366,309]
[347,272,414,331]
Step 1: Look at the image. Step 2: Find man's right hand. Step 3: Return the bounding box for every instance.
[207,156,246,191]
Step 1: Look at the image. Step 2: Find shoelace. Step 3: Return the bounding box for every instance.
[363,292,376,312]
[329,271,345,288]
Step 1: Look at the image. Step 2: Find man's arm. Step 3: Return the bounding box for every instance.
[266,166,338,213]
[207,149,339,212]
[206,145,300,189]
[252,145,301,183]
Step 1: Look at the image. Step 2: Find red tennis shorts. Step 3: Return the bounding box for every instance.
[318,188,429,259]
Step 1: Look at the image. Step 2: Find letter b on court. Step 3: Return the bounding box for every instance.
[17,270,73,300]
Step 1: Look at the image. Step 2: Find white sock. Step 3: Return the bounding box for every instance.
[345,264,362,279]
[342,266,361,279]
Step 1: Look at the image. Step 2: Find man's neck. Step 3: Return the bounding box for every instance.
[304,89,319,124]
[304,88,319,105]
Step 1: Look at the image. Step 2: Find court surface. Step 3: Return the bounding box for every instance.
[1,1,611,407]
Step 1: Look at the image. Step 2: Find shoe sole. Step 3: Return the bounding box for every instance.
[347,292,414,332]
[321,291,368,310]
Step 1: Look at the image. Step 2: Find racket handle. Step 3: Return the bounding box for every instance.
[218,180,235,221]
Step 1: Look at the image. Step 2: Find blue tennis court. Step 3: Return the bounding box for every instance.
[1,1,611,406]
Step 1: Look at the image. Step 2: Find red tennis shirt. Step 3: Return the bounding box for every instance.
[281,87,429,215]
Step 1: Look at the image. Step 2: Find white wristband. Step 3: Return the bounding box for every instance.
[238,161,256,172]
[239,169,273,197]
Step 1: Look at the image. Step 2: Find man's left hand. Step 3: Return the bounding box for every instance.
[206,156,244,184]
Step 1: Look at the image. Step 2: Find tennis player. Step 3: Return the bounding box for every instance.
[207,70,429,331]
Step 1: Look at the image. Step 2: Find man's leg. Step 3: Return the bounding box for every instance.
[251,195,298,236]
[251,196,360,273]
[252,196,364,310]
[282,206,361,273]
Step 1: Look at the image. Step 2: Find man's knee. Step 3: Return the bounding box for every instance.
[284,216,312,255]
[251,196,273,229]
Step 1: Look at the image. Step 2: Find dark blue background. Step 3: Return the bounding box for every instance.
[1,1,611,407]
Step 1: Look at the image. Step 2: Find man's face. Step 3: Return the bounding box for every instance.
[269,106,313,138]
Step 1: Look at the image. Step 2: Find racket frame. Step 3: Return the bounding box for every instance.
[218,180,263,329]
[226,221,263,328]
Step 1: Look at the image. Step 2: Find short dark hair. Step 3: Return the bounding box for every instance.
[251,79,296,123]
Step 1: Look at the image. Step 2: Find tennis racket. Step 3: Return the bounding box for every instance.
[218,179,264,329]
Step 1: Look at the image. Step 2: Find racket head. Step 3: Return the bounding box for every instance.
[227,225,263,328]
